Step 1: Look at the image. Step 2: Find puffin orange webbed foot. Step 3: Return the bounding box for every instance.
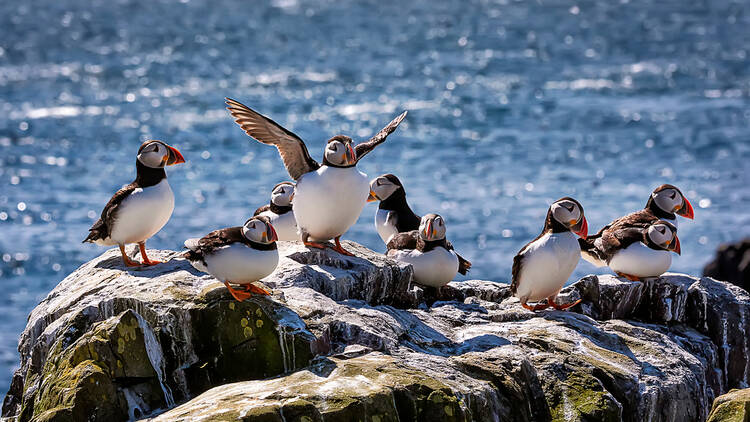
[244,283,271,296]
[332,237,355,256]
[616,272,642,282]
[549,296,581,311]
[224,281,253,302]
[521,301,550,311]
[138,242,164,266]
[303,241,328,250]
[119,244,142,267]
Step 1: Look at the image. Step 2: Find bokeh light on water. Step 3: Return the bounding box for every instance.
[1,0,749,392]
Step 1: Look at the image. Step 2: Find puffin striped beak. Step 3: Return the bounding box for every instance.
[346,144,356,165]
[676,197,694,219]
[166,146,185,165]
[424,220,436,240]
[367,190,379,203]
[666,235,681,255]
[265,224,278,242]
[572,216,588,238]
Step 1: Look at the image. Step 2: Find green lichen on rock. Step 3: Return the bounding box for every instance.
[23,309,164,422]
[549,371,621,422]
[707,388,750,422]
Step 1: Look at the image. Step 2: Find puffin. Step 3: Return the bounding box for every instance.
[386,213,467,287]
[83,140,185,266]
[511,197,588,311]
[226,97,407,256]
[184,215,279,302]
[579,220,680,281]
[253,181,298,241]
[368,173,471,274]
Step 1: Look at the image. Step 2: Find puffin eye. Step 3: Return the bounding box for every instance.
[670,191,676,199]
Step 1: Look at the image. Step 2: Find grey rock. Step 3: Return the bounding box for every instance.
[703,238,750,290]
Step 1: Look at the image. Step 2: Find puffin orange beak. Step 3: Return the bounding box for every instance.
[367,190,379,203]
[677,197,694,219]
[573,216,588,238]
[347,144,356,165]
[266,224,278,242]
[669,235,681,255]
[166,146,185,165]
[424,221,433,240]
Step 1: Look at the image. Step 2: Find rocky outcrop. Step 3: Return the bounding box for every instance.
[706,388,750,422]
[3,241,750,421]
[704,238,750,291]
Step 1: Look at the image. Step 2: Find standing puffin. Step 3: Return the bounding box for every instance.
[368,173,472,274]
[253,181,298,241]
[386,214,468,287]
[579,220,680,281]
[83,140,185,266]
[226,97,407,256]
[511,197,588,311]
[184,216,279,302]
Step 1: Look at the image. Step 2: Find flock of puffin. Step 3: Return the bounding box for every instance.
[83,98,694,310]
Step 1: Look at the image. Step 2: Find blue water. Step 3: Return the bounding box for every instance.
[0,0,748,395]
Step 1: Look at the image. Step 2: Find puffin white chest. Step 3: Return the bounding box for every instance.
[389,247,459,288]
[258,210,298,242]
[514,232,580,302]
[109,179,174,244]
[375,209,399,244]
[608,242,672,278]
[204,244,279,284]
[293,166,369,241]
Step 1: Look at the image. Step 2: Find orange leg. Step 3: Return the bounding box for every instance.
[245,283,271,296]
[119,244,141,267]
[303,241,328,250]
[331,236,354,256]
[616,272,642,282]
[521,300,550,311]
[224,281,253,302]
[138,242,163,266]
[548,295,582,311]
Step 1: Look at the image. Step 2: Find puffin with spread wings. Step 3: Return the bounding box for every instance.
[226,98,407,256]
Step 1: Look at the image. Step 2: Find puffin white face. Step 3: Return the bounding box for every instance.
[652,186,693,219]
[368,175,400,202]
[242,217,278,244]
[550,198,588,237]
[137,140,185,169]
[324,137,356,166]
[271,183,294,207]
[647,222,680,254]
[419,214,447,241]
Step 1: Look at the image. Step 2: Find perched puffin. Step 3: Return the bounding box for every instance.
[253,181,298,241]
[184,216,279,302]
[368,173,472,274]
[386,214,468,287]
[226,97,407,256]
[511,197,588,311]
[83,140,185,266]
[579,220,680,281]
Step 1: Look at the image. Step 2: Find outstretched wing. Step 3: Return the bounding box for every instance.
[354,111,407,162]
[225,98,319,180]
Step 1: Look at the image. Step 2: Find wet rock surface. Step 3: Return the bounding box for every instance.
[707,388,750,422]
[704,238,750,292]
[3,241,750,421]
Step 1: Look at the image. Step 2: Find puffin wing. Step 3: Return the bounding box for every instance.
[225,98,319,180]
[253,204,270,216]
[445,241,471,275]
[83,183,136,243]
[184,226,245,264]
[386,230,419,251]
[354,111,408,162]
[510,252,523,295]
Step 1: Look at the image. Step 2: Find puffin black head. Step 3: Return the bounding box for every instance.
[646,220,680,254]
[647,184,694,219]
[243,215,278,244]
[323,135,356,167]
[137,140,185,168]
[270,181,295,207]
[368,174,404,203]
[549,197,588,238]
[419,213,447,242]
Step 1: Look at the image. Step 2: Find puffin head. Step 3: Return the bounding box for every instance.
[419,213,447,242]
[324,135,356,167]
[368,174,403,203]
[137,140,185,168]
[650,184,694,219]
[550,197,588,238]
[242,216,278,244]
[647,220,680,254]
[270,181,295,207]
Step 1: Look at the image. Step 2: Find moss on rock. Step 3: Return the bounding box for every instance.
[707,388,750,422]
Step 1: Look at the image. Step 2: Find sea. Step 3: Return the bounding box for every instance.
[0,0,748,394]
